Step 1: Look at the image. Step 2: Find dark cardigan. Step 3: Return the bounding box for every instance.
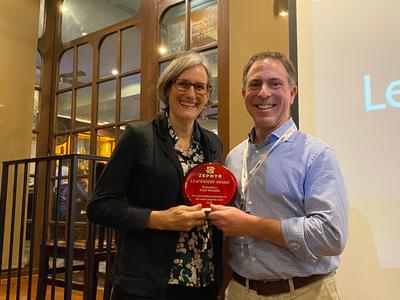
[86,114,223,297]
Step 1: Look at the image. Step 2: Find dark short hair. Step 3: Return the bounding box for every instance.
[157,52,212,107]
[242,51,297,88]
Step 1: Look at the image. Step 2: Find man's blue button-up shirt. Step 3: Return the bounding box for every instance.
[226,118,348,280]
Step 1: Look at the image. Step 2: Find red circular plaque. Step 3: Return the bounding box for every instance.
[182,163,238,209]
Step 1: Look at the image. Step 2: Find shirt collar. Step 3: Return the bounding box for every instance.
[248,118,297,146]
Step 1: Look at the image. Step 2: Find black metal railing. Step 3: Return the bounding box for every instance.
[0,154,114,300]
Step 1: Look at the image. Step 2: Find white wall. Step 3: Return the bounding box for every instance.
[229,0,289,149]
[0,1,39,165]
[297,1,400,299]
[0,0,40,268]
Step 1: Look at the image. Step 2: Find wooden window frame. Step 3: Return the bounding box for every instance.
[36,0,228,157]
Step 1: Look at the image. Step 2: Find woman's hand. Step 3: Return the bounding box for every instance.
[147,204,206,231]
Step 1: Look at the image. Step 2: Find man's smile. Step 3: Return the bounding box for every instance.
[255,103,276,110]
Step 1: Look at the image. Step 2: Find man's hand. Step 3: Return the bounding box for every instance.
[208,204,286,247]
[208,204,251,237]
[148,204,206,231]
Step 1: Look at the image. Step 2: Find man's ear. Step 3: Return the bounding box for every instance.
[289,85,298,105]
[242,86,246,99]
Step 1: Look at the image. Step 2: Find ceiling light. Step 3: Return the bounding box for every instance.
[59,4,68,13]
[274,0,288,17]
[158,45,167,55]
[279,11,288,17]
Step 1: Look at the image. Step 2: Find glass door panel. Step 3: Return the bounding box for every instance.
[120,74,141,121]
[59,48,74,89]
[56,91,73,132]
[98,80,116,125]
[75,86,92,129]
[77,43,93,83]
[96,127,116,157]
[190,0,218,49]
[160,2,185,58]
[121,26,141,73]
[54,134,72,155]
[99,33,117,79]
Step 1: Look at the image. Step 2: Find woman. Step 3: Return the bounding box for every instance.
[87,52,223,300]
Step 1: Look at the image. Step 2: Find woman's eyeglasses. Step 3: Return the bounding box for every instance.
[174,79,210,95]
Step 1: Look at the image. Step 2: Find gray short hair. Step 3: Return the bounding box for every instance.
[157,52,212,107]
[242,51,297,88]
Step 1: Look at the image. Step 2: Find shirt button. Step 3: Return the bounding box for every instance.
[290,242,300,250]
[251,257,256,261]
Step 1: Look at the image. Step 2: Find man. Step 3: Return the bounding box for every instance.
[208,51,348,300]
